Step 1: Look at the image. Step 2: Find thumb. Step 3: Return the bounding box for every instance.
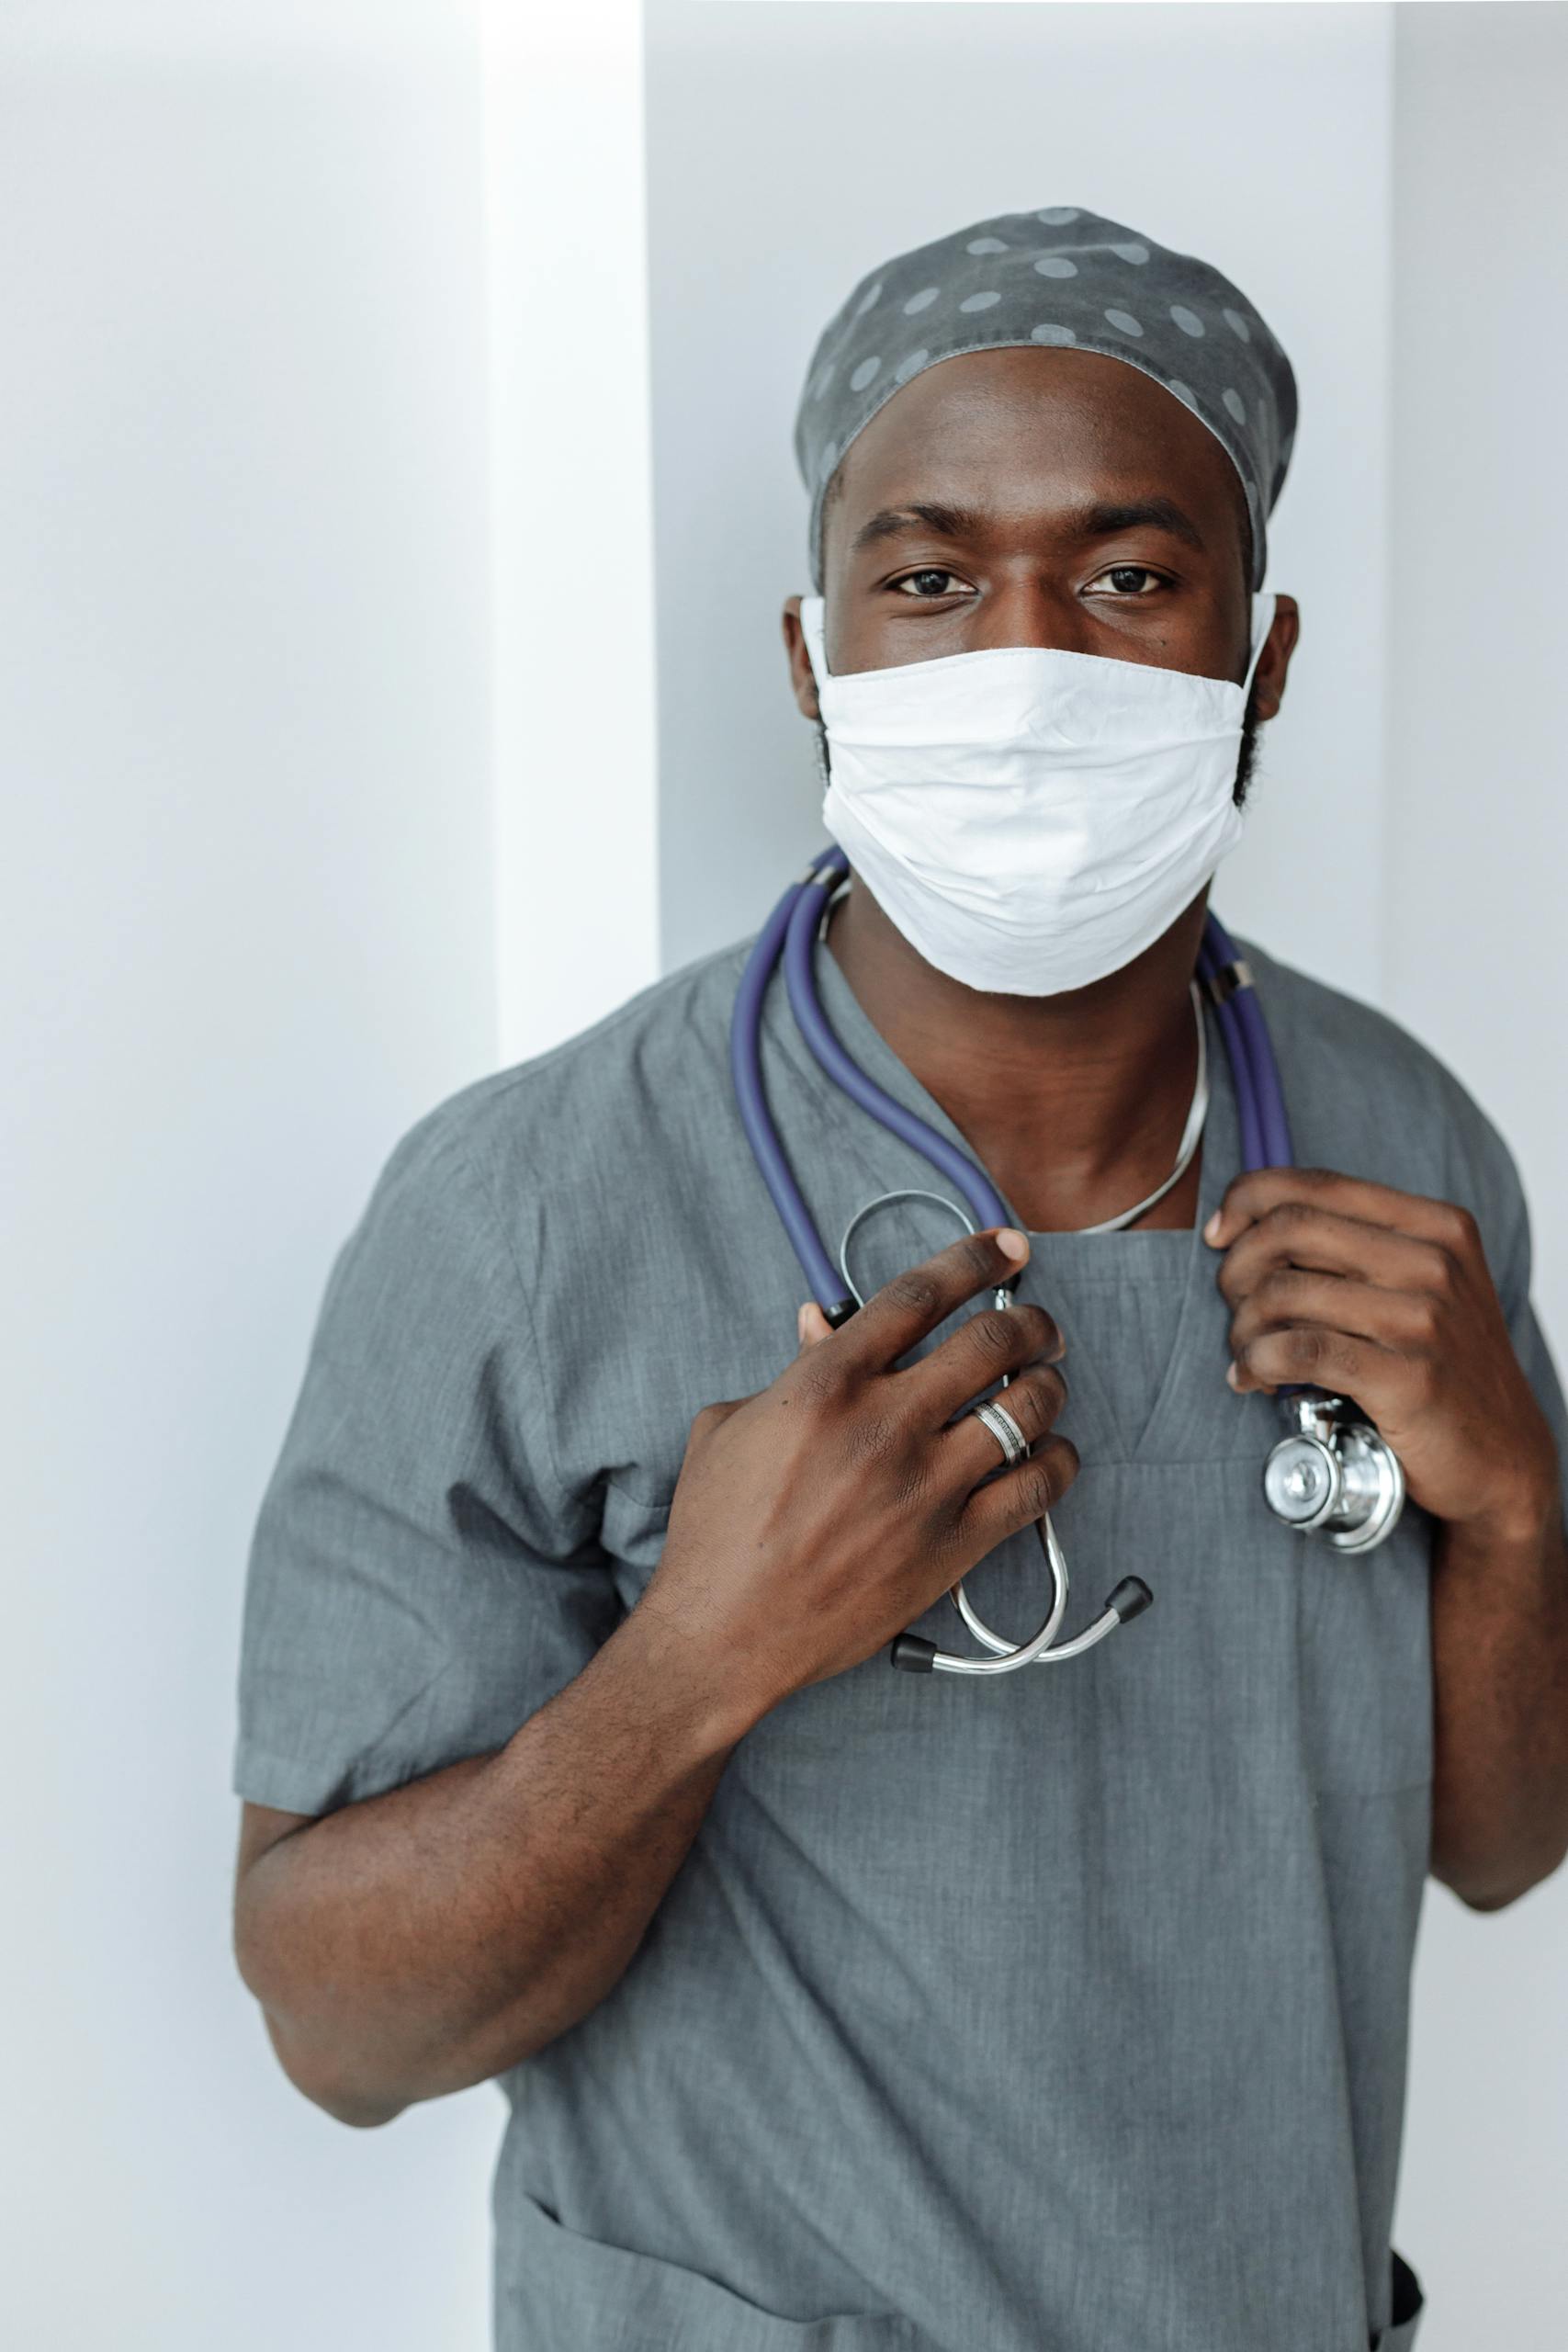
[796,1301,834,1351]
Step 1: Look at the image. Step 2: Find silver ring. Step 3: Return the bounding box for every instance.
[970,1397,1029,1467]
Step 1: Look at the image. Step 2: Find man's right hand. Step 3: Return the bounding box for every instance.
[638,1227,1076,1713]
[235,1225,1071,2124]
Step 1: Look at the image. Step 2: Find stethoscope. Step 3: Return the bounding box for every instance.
[730,844,1407,1679]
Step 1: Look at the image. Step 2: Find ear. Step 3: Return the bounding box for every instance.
[1251,592,1301,724]
[781,595,821,721]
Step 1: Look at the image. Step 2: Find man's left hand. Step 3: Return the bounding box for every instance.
[1205,1169,1558,1538]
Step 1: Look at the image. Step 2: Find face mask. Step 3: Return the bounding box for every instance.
[799,592,1276,997]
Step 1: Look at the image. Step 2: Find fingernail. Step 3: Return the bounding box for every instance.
[797,1305,809,1342]
[996,1227,1030,1263]
[1203,1211,1223,1246]
[1225,1360,1240,1390]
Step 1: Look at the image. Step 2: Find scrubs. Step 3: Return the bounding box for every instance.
[234,926,1566,2352]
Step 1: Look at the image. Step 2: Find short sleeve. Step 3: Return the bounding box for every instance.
[232,1103,621,1816]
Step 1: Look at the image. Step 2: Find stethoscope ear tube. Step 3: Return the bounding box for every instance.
[890,1574,1154,1676]
[729,854,858,1323]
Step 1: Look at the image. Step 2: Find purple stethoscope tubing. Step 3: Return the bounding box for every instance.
[732,842,1293,1326]
[729,852,848,1314]
[728,846,1344,1673]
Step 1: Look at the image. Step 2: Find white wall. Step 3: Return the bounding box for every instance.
[0,6,502,2346]
[1386,6,1568,2341]
[481,0,660,1065]
[647,1,1395,1003]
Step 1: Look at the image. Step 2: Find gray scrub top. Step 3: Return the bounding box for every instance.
[234,920,1567,2352]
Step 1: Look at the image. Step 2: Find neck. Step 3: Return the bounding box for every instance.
[824,879,1211,1233]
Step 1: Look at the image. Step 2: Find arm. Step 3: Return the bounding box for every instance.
[235,1226,1074,2125]
[1429,1500,1568,1908]
[1209,1168,1568,1912]
[234,1608,758,2129]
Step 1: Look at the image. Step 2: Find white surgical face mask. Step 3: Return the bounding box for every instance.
[799,592,1276,997]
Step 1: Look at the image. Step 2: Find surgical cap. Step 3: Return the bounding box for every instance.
[794,205,1297,593]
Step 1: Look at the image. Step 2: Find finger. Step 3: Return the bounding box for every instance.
[1205,1167,1482,1256]
[1230,1322,1421,1409]
[958,1433,1080,1549]
[689,1396,745,1441]
[939,1363,1069,1489]
[1214,1204,1449,1309]
[1227,1269,1441,1361]
[837,1227,1032,1375]
[796,1302,834,1351]
[906,1295,1064,1421]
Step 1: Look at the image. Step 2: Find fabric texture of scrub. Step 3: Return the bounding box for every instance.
[234,921,1566,2352]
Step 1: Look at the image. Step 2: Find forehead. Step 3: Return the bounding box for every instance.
[830,345,1247,542]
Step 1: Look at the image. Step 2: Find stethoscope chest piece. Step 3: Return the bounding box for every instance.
[1262,1394,1405,1555]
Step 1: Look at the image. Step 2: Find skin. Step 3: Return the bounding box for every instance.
[235,344,1566,2133]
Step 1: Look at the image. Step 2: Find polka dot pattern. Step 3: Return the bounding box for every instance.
[795,204,1297,594]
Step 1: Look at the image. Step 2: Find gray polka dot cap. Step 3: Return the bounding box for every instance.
[794,204,1297,593]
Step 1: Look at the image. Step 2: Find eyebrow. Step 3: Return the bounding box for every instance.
[848,493,1207,557]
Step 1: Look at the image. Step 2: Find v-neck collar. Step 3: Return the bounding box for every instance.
[759,905,1248,1467]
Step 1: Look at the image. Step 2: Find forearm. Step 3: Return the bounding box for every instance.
[1429,1490,1568,1909]
[235,1608,766,2124]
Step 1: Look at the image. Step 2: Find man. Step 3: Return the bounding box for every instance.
[231,208,1568,2352]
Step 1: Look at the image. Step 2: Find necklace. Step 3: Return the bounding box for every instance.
[1071,978,1208,1234]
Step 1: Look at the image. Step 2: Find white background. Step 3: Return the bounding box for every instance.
[3,4,1563,2347]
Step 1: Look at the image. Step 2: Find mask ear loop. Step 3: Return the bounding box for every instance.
[803,599,835,792]
[1245,590,1277,696]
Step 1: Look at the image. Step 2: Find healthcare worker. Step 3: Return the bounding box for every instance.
[231,209,1568,2352]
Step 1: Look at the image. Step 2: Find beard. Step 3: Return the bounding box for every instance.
[1233,687,1263,808]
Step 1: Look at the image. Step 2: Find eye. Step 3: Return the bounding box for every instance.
[890,568,971,599]
[1087,564,1166,596]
